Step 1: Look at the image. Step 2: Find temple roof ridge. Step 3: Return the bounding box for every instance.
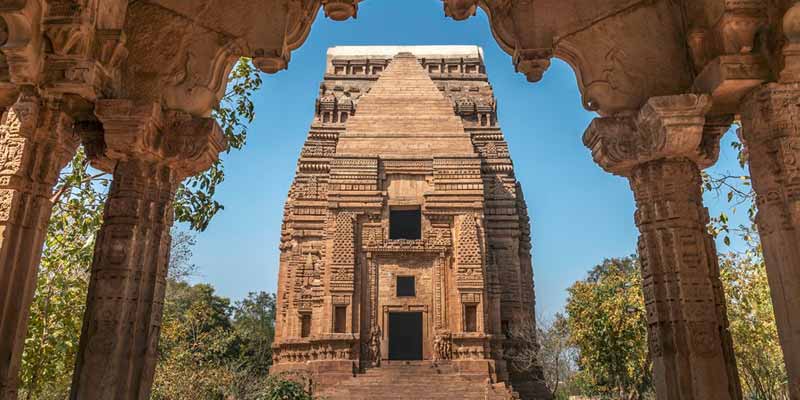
[336,51,475,156]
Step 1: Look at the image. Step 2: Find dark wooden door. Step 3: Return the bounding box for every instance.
[388,312,423,360]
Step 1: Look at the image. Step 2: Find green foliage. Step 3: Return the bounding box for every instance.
[19,149,107,400]
[720,252,788,399]
[702,133,758,249]
[174,59,263,231]
[565,257,653,400]
[563,251,788,399]
[233,292,277,374]
[152,281,282,400]
[262,376,314,400]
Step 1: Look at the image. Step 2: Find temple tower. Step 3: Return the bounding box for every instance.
[272,46,549,399]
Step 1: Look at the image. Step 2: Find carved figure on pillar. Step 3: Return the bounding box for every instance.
[584,94,742,400]
[0,91,79,400]
[369,326,381,367]
[69,100,225,400]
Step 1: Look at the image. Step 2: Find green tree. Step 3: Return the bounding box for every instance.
[702,134,758,248]
[152,279,284,399]
[152,281,240,400]
[720,252,788,399]
[232,292,277,374]
[565,257,652,400]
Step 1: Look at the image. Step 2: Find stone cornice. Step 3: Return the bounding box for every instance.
[583,94,714,176]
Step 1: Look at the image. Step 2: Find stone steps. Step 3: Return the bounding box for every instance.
[315,361,517,400]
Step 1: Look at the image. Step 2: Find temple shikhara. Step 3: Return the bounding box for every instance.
[271,46,549,399]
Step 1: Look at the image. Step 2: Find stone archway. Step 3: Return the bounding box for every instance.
[0,1,798,399]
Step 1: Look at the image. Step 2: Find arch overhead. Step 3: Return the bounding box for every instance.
[0,0,361,120]
[444,0,782,118]
[122,0,359,118]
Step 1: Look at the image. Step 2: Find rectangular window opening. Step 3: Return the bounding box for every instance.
[334,306,347,333]
[464,305,477,332]
[389,208,421,240]
[300,314,311,338]
[396,276,416,297]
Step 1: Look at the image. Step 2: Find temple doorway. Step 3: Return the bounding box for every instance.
[388,312,423,360]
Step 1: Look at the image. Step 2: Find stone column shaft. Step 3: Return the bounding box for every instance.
[740,82,800,397]
[630,158,738,399]
[69,159,176,400]
[0,95,77,400]
[584,94,741,400]
[69,100,224,400]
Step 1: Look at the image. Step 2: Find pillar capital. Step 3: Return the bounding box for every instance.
[1,90,81,191]
[91,100,226,179]
[583,94,715,176]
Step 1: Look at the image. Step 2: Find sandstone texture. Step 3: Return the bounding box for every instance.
[1,2,800,400]
[271,46,548,399]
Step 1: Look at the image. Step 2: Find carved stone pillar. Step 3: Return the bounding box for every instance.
[0,93,78,400]
[740,82,800,397]
[584,94,741,400]
[69,101,224,400]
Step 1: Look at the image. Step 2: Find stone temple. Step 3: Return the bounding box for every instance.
[271,46,550,399]
[6,2,800,399]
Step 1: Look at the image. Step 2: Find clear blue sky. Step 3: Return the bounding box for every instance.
[186,1,749,318]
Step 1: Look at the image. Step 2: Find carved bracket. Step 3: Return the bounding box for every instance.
[323,0,360,21]
[443,0,478,21]
[514,48,552,83]
[583,94,714,176]
[93,99,226,178]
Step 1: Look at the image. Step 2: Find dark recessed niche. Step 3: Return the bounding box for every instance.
[464,305,477,332]
[396,276,416,297]
[389,208,421,240]
[334,306,347,333]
